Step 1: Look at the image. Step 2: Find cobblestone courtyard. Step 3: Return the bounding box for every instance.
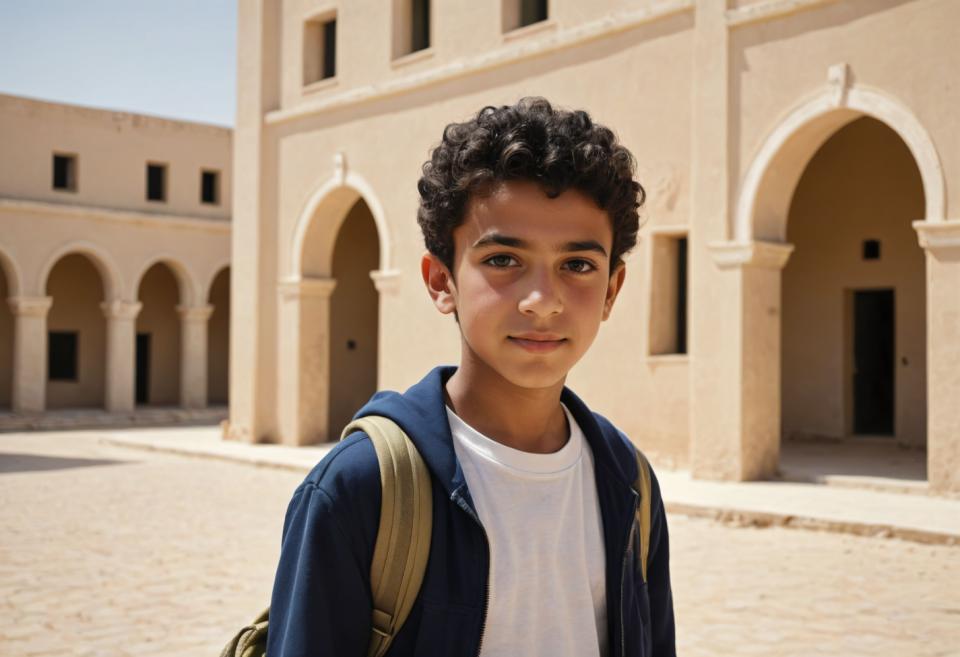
[1,429,957,657]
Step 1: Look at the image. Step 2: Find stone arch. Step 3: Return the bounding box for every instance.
[780,117,927,455]
[132,254,199,307]
[201,259,232,304]
[44,252,109,409]
[277,171,392,445]
[735,80,945,244]
[290,171,394,278]
[39,241,122,301]
[135,261,184,406]
[206,265,230,406]
[0,246,18,409]
[0,245,23,298]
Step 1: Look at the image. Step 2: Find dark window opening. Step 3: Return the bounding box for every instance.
[201,170,219,205]
[49,331,78,381]
[53,154,77,191]
[136,333,151,404]
[322,19,337,79]
[519,0,548,27]
[676,237,688,355]
[862,239,881,260]
[412,0,430,52]
[147,163,167,202]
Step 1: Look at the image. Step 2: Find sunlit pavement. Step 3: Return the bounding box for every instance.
[1,428,958,657]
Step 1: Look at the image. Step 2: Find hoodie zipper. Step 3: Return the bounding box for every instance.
[619,491,640,657]
[452,490,491,657]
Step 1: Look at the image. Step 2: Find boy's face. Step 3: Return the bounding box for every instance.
[421,179,627,390]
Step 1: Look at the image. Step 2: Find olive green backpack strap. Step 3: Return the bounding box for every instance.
[340,415,434,657]
[217,416,432,657]
[633,447,653,584]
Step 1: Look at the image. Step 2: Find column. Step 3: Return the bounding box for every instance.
[176,304,215,409]
[8,296,53,413]
[277,276,337,445]
[100,300,142,413]
[691,241,793,481]
[913,219,960,494]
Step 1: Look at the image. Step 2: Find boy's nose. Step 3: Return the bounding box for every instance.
[517,270,563,317]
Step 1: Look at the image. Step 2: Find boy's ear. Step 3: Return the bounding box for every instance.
[602,261,627,321]
[421,251,458,315]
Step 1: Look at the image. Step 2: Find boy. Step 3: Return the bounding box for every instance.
[266,97,676,656]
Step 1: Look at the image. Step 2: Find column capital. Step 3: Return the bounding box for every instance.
[7,295,53,317]
[708,240,794,270]
[176,304,215,322]
[278,276,337,300]
[913,219,960,255]
[100,299,143,320]
[369,268,402,295]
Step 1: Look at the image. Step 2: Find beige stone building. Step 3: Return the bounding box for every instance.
[0,94,232,418]
[230,0,960,494]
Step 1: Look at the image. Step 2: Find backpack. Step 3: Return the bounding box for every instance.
[219,415,653,657]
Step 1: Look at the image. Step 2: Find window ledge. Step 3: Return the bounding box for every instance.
[645,353,689,364]
[503,18,558,42]
[303,76,339,95]
[391,47,435,69]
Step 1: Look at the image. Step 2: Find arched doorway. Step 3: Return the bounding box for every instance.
[696,84,946,487]
[136,263,182,406]
[279,181,388,445]
[207,266,230,406]
[0,253,15,409]
[782,117,926,449]
[45,254,107,409]
[327,198,380,441]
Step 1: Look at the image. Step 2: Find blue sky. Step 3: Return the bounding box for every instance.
[0,1,237,127]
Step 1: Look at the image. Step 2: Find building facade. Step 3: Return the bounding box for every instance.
[0,94,232,417]
[230,0,960,494]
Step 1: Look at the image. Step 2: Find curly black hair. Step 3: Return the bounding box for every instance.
[417,97,645,277]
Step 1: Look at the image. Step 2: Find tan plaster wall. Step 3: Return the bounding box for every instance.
[208,267,231,405]
[264,14,695,462]
[235,1,959,484]
[782,116,926,446]
[731,0,960,222]
[45,254,106,409]
[280,0,678,111]
[136,264,182,406]
[0,94,232,221]
[328,199,380,439]
[0,266,13,407]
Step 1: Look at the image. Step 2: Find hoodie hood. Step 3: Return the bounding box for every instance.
[350,364,637,499]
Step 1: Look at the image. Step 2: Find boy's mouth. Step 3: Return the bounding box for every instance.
[507,334,568,352]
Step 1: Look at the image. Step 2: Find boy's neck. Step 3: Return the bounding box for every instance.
[443,360,570,455]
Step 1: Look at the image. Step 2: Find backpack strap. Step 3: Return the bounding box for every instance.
[632,447,653,584]
[340,416,433,657]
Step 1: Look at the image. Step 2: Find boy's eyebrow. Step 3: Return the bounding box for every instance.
[471,232,608,258]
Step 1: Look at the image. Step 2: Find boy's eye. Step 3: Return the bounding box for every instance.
[565,259,597,274]
[483,254,598,274]
[484,254,519,268]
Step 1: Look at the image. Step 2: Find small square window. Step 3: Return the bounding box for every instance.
[394,0,430,58]
[863,239,881,260]
[304,14,337,85]
[146,163,167,202]
[49,331,78,381]
[503,0,548,32]
[53,153,77,192]
[201,170,220,205]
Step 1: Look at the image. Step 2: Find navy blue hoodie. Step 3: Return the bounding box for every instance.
[266,364,676,656]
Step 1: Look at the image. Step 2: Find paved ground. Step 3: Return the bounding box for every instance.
[2,429,958,657]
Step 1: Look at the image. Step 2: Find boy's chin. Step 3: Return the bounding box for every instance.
[487,359,573,391]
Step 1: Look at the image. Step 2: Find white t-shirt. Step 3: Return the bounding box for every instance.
[446,401,608,657]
